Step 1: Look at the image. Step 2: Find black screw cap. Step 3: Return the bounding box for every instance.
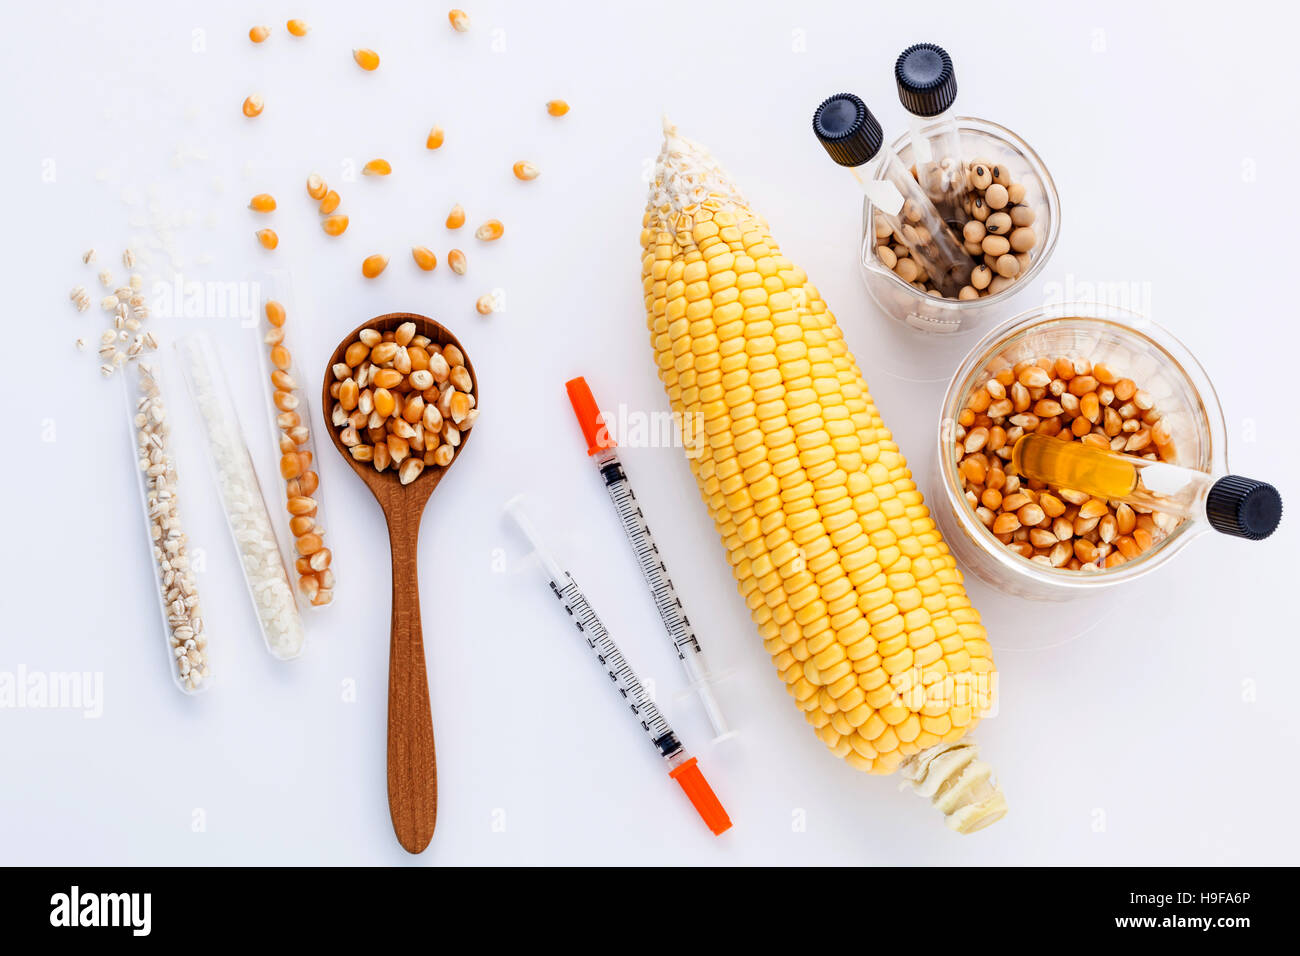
[813,93,883,168]
[1206,476,1282,540]
[896,43,958,118]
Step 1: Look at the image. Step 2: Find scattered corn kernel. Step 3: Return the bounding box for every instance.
[318,189,340,214]
[512,161,539,181]
[474,219,503,241]
[321,214,349,237]
[426,126,445,150]
[475,294,495,315]
[306,173,327,200]
[249,25,271,43]
[248,193,276,213]
[286,19,310,37]
[362,254,389,279]
[448,248,466,274]
[412,246,438,271]
[445,204,465,229]
[448,9,470,31]
[242,94,264,118]
[362,158,391,176]
[353,48,380,71]
[255,228,279,250]
[546,99,570,117]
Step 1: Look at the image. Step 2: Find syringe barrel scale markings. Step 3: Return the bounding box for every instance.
[567,377,733,742]
[594,448,701,662]
[550,573,682,759]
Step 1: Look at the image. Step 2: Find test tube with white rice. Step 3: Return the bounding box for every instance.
[176,333,305,660]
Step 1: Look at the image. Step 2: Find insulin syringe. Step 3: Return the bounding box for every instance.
[565,377,734,743]
[504,496,732,836]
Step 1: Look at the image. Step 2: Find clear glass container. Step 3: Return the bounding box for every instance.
[176,333,306,658]
[861,116,1060,334]
[255,270,334,608]
[933,303,1228,600]
[122,354,213,694]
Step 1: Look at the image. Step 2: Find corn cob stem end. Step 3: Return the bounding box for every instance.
[900,739,1007,834]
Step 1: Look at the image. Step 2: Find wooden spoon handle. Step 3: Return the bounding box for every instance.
[384,505,437,853]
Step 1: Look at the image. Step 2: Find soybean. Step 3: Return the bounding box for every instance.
[985,212,1012,235]
[1010,226,1037,252]
[995,253,1020,278]
[1010,204,1036,227]
[981,234,1011,257]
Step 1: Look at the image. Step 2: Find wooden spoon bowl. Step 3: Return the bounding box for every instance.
[321,311,477,854]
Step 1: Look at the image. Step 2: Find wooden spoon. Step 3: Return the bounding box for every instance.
[320,312,477,854]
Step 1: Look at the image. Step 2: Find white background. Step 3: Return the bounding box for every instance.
[2,0,1298,865]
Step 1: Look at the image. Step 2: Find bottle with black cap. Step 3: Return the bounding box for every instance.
[1012,433,1283,543]
[813,92,975,298]
[896,42,970,225]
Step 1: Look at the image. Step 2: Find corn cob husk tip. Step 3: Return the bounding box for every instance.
[900,739,1007,834]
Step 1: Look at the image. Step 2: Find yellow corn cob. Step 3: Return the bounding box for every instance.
[641,121,1006,833]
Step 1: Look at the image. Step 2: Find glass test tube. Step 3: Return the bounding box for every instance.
[814,92,974,298]
[896,42,971,227]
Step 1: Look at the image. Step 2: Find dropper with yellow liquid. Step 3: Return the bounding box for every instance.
[1010,433,1283,540]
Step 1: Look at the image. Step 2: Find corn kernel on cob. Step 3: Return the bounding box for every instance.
[640,121,1005,832]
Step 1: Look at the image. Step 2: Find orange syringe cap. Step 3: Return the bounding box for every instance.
[565,376,616,456]
[669,757,732,836]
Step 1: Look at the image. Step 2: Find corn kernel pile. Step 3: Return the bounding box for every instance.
[328,321,478,484]
[954,357,1181,569]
